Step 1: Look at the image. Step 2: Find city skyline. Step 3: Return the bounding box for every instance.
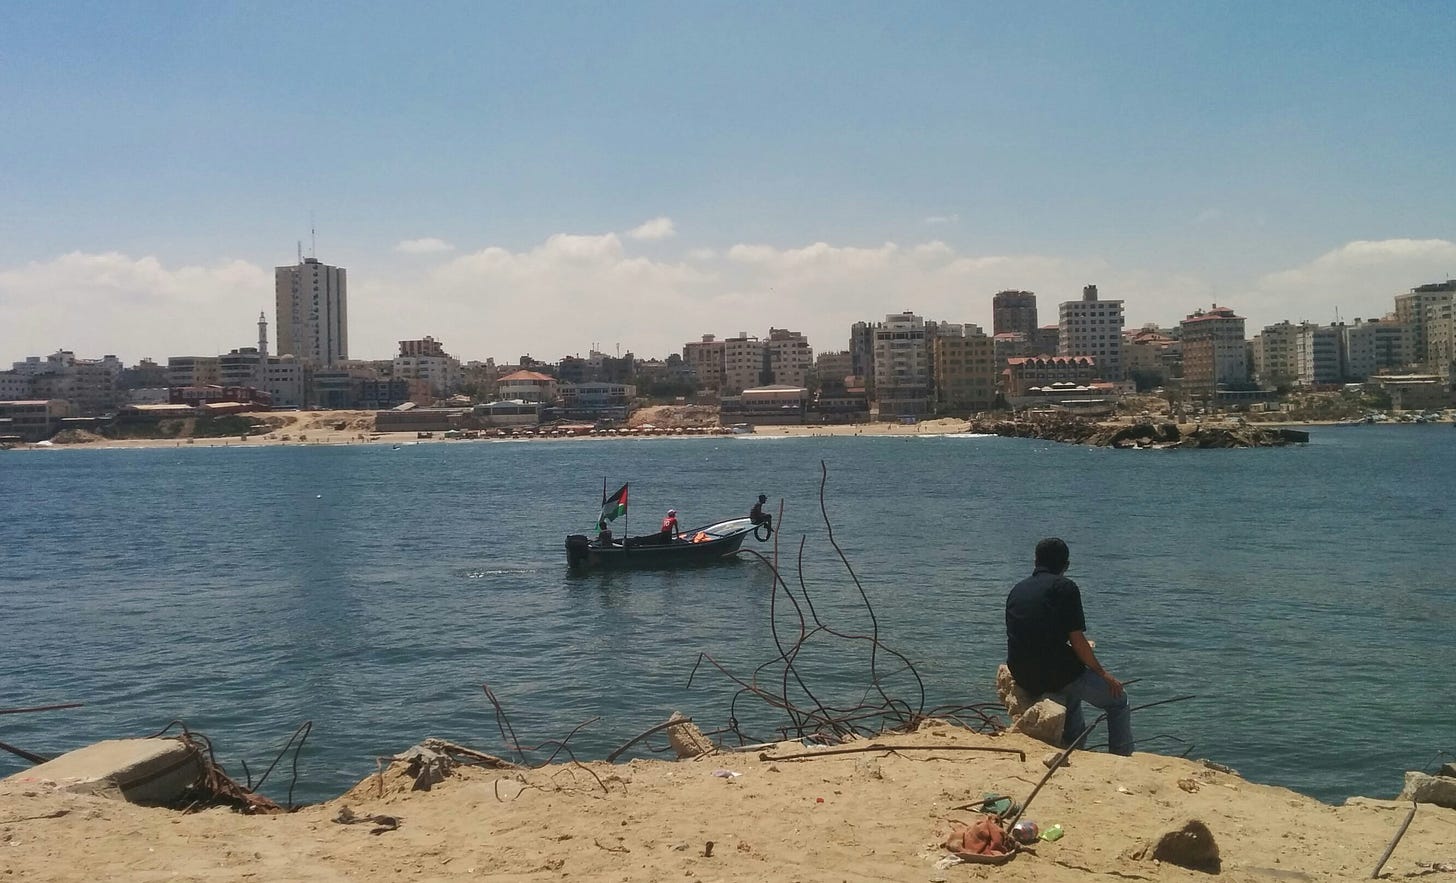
[3,2,1454,362]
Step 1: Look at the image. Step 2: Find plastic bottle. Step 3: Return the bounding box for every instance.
[1040,823,1065,842]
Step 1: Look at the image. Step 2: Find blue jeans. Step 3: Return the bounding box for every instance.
[1057,669,1133,756]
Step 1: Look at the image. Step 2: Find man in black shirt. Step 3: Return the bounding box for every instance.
[1005,537,1133,755]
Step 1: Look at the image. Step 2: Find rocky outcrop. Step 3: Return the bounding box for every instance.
[1398,770,1456,809]
[967,415,1302,449]
[995,665,1066,748]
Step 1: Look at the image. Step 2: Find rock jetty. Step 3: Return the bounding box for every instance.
[968,414,1306,449]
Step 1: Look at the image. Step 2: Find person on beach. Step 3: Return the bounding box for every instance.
[1005,537,1133,755]
[660,509,679,542]
[750,494,773,534]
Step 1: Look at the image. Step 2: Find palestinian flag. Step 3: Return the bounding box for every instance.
[598,483,628,530]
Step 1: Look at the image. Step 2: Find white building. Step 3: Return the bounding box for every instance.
[1058,285,1125,381]
[1343,319,1408,381]
[497,370,558,403]
[1295,323,1344,386]
[1393,281,1455,369]
[276,256,348,367]
[393,337,461,397]
[766,327,813,387]
[1252,321,1300,388]
[722,333,766,394]
[872,311,931,418]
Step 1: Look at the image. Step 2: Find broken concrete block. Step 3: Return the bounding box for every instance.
[1128,818,1220,873]
[1398,771,1456,809]
[1010,697,1066,747]
[4,738,202,805]
[665,712,714,759]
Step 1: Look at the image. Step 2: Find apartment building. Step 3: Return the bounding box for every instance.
[1393,280,1455,368]
[722,333,767,394]
[1344,319,1409,381]
[872,312,930,418]
[766,327,813,387]
[1252,322,1300,388]
[393,337,461,397]
[1179,305,1247,397]
[276,256,348,367]
[1295,323,1344,386]
[992,290,1038,336]
[683,334,726,390]
[932,327,996,413]
[1003,356,1098,397]
[1059,285,1124,380]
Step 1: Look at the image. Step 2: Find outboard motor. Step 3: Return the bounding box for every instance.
[565,534,591,568]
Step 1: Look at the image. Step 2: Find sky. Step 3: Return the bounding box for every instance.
[2,1,1454,364]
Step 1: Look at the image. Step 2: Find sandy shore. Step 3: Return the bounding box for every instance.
[2,724,1451,881]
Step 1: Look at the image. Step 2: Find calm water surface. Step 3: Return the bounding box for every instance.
[1,426,1451,804]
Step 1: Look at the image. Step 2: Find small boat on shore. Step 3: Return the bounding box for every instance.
[566,517,764,571]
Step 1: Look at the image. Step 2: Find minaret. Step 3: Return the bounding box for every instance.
[257,311,270,388]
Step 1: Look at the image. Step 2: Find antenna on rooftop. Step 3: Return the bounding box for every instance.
[310,211,317,258]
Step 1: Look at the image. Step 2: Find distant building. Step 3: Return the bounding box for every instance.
[496,369,558,403]
[766,328,813,387]
[1393,280,1454,369]
[1003,355,1098,397]
[1031,325,1060,357]
[167,356,220,389]
[1180,305,1247,398]
[932,326,996,413]
[1124,326,1180,389]
[722,332,767,394]
[5,351,122,417]
[849,321,876,394]
[992,290,1038,336]
[276,256,348,367]
[683,334,726,390]
[1252,321,1300,388]
[1059,285,1124,380]
[1295,323,1344,386]
[1343,318,1408,381]
[871,312,931,419]
[0,400,69,441]
[721,384,809,425]
[394,337,461,397]
[814,351,853,391]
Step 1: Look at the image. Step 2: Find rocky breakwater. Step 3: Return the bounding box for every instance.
[968,414,1306,449]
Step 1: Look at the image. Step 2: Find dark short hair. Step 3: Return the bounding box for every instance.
[1035,537,1070,572]
[758,494,767,502]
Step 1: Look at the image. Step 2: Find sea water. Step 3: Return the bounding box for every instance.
[1,425,1451,804]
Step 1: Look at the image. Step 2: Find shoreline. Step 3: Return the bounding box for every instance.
[2,723,1451,882]
[8,413,1451,452]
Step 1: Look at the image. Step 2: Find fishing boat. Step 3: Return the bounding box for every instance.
[564,482,769,571]
[566,517,763,571]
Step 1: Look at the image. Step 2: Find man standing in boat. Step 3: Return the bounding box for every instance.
[1005,538,1133,755]
[660,509,680,543]
[750,494,773,535]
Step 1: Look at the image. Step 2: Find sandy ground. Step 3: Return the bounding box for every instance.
[2,726,1452,882]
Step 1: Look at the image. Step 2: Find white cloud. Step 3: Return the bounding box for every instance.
[923,214,960,225]
[5,237,1451,366]
[0,252,273,360]
[394,237,455,255]
[626,217,676,241]
[1245,238,1456,325]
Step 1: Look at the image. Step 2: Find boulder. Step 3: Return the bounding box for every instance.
[1011,698,1067,746]
[1128,818,1221,873]
[3,738,202,805]
[1398,771,1456,809]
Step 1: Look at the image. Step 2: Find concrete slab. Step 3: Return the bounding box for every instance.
[2,737,203,805]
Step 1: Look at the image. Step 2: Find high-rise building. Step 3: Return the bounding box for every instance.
[849,322,875,385]
[766,327,813,387]
[722,332,767,394]
[1252,322,1299,388]
[1393,280,1455,369]
[1179,305,1247,397]
[1295,323,1344,386]
[992,290,1038,336]
[683,334,726,390]
[1058,285,1125,381]
[1343,318,1408,381]
[932,326,996,413]
[872,312,930,418]
[276,256,348,367]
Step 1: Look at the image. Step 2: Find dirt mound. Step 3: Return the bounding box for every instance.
[49,429,107,444]
[628,405,720,429]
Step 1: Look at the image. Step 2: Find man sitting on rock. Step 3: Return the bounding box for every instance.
[1005,537,1133,755]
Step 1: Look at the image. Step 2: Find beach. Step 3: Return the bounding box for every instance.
[2,725,1452,882]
